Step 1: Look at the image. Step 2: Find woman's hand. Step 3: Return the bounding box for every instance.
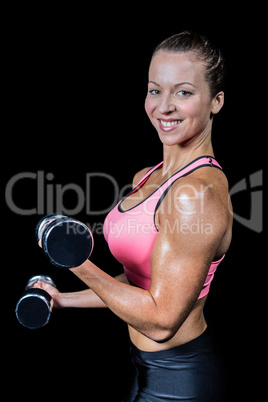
[33,280,63,309]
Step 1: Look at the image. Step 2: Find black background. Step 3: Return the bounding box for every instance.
[4,5,264,401]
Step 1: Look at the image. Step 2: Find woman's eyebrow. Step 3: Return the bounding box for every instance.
[148,80,160,86]
[174,82,197,88]
[148,81,196,88]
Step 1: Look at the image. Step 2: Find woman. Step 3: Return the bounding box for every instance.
[38,31,232,401]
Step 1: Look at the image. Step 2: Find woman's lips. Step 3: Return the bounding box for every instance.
[158,119,183,132]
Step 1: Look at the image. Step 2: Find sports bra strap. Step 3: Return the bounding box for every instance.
[162,156,222,188]
[152,156,223,217]
[135,161,163,188]
[136,156,222,190]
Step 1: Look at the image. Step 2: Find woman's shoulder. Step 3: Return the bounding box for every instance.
[170,165,229,200]
[132,167,152,188]
[160,166,231,229]
[132,161,164,188]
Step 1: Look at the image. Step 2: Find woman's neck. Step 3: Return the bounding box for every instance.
[161,141,214,177]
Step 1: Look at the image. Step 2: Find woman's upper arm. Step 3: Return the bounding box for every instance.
[149,178,227,331]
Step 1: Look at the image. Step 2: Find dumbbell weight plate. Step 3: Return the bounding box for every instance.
[15,276,56,329]
[16,288,52,329]
[42,217,94,268]
[35,214,66,243]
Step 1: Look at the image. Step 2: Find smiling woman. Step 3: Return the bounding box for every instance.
[37,31,232,401]
[145,53,224,147]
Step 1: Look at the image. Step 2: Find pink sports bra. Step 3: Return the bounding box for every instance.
[103,156,225,299]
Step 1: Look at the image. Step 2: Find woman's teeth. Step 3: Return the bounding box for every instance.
[160,120,182,127]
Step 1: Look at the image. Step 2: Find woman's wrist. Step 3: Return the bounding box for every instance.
[52,291,67,309]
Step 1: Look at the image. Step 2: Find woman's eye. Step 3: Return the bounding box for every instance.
[177,90,192,96]
[149,89,160,95]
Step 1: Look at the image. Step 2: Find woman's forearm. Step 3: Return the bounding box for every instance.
[57,288,107,308]
[57,273,129,309]
[70,261,164,341]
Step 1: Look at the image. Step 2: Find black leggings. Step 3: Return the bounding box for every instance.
[126,328,225,401]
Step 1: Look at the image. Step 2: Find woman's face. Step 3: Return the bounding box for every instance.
[145,51,223,147]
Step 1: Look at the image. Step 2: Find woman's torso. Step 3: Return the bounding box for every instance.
[104,157,232,352]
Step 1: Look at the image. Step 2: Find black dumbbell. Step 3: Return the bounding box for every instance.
[16,275,56,329]
[36,214,94,268]
[35,213,66,244]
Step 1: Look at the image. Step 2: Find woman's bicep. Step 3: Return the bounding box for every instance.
[149,182,225,327]
[149,228,211,328]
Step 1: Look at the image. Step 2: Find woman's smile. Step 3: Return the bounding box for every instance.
[158,119,183,132]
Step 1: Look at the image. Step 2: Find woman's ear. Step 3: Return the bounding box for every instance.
[211,91,224,115]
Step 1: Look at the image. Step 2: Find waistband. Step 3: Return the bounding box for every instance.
[129,327,212,361]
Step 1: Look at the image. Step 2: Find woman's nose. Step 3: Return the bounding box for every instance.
[158,95,176,114]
